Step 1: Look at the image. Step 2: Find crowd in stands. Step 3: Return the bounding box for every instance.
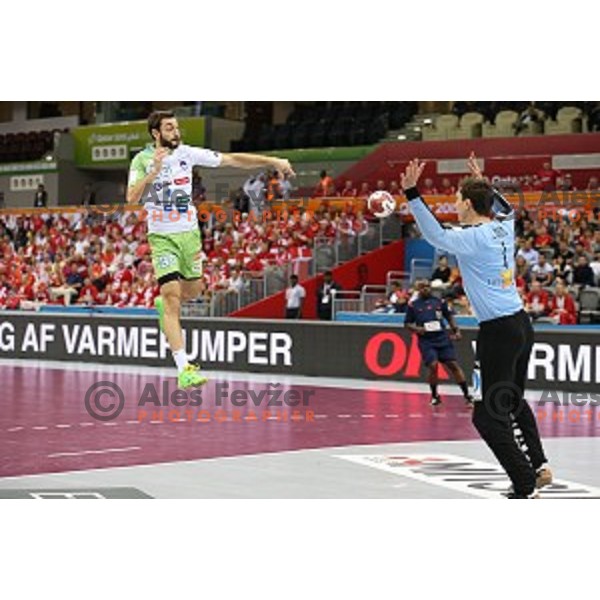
[514,207,600,324]
[313,168,600,199]
[0,198,380,310]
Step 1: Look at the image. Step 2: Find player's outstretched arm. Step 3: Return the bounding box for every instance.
[402,158,476,255]
[220,153,295,178]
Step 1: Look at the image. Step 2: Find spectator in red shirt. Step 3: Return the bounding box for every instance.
[537,161,560,191]
[115,281,132,307]
[534,226,553,249]
[78,278,99,305]
[336,213,354,238]
[314,170,335,197]
[421,178,438,195]
[524,281,550,320]
[440,178,455,195]
[549,281,577,325]
[357,182,371,198]
[388,181,400,196]
[245,251,264,275]
[340,180,356,197]
[586,176,599,192]
[113,262,134,289]
[352,212,369,237]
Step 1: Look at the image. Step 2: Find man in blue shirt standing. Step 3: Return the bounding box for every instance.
[405,279,474,407]
[401,153,551,499]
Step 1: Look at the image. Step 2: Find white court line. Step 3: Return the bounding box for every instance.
[385,414,399,418]
[79,423,94,427]
[32,426,48,431]
[126,420,141,425]
[360,414,375,418]
[47,446,141,459]
[103,422,118,427]
[337,414,351,419]
[55,424,72,429]
[7,427,24,432]
[0,357,549,401]
[0,437,592,482]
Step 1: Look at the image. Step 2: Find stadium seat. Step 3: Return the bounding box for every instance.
[544,106,583,135]
[456,112,484,139]
[482,110,519,137]
[578,289,600,323]
[421,114,459,141]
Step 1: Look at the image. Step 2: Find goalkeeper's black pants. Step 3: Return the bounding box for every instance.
[472,310,548,496]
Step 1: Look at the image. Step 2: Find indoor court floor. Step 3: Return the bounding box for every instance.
[1,359,599,498]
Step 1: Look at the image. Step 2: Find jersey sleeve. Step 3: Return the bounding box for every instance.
[188,147,223,168]
[127,153,147,188]
[406,188,478,255]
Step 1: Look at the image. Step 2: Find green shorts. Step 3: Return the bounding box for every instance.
[148,229,202,285]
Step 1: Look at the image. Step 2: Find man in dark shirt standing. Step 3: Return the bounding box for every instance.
[316,271,341,321]
[404,279,474,407]
[33,184,48,208]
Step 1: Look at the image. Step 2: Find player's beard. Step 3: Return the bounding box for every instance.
[159,134,180,150]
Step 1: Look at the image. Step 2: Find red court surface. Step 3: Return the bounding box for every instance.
[2,362,598,479]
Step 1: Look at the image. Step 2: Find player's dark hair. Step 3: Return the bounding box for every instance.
[147,110,176,137]
[460,177,494,216]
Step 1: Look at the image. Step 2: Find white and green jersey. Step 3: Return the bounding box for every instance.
[128,143,222,235]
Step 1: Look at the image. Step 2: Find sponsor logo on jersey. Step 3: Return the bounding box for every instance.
[174,177,190,185]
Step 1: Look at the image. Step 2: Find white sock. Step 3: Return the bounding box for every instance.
[173,349,189,374]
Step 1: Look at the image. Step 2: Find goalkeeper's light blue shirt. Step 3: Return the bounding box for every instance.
[407,189,523,323]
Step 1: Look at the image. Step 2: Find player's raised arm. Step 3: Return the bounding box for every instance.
[402,159,477,255]
[467,151,513,219]
[467,151,484,180]
[220,153,295,178]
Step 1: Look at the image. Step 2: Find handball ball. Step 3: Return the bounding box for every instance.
[367,190,397,218]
